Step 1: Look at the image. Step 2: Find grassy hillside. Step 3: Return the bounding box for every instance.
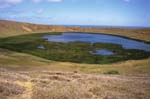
[0,20,150,42]
[0,48,150,75]
[0,20,149,75]
[0,20,150,99]
[0,43,150,99]
[1,68,150,99]
[0,20,67,37]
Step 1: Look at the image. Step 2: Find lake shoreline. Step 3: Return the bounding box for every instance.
[61,32,150,44]
[1,20,150,42]
[0,32,149,64]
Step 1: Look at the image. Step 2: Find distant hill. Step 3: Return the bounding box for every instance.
[0,20,68,37]
[0,20,150,41]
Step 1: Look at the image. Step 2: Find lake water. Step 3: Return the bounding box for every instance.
[90,49,114,55]
[43,32,150,52]
[37,45,45,49]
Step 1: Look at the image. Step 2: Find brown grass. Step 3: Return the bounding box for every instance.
[0,68,150,99]
[0,81,25,99]
[0,20,150,41]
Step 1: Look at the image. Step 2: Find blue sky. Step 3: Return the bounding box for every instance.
[0,0,150,27]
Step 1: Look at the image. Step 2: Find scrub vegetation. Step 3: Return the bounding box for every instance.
[0,33,149,64]
[103,70,120,74]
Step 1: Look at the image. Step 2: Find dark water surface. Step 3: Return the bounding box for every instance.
[43,32,150,52]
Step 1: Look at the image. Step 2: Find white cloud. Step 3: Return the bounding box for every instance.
[0,0,22,4]
[32,0,63,3]
[0,0,63,8]
[47,0,63,3]
[0,0,23,8]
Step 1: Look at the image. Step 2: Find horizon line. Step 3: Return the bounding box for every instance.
[1,19,150,28]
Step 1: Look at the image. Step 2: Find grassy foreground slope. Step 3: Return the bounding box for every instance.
[0,48,150,99]
[0,20,150,99]
[1,68,150,99]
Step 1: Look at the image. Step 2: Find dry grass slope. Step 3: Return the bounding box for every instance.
[0,20,150,41]
[0,68,150,99]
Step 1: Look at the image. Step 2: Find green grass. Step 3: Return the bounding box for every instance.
[103,70,120,74]
[0,32,149,64]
